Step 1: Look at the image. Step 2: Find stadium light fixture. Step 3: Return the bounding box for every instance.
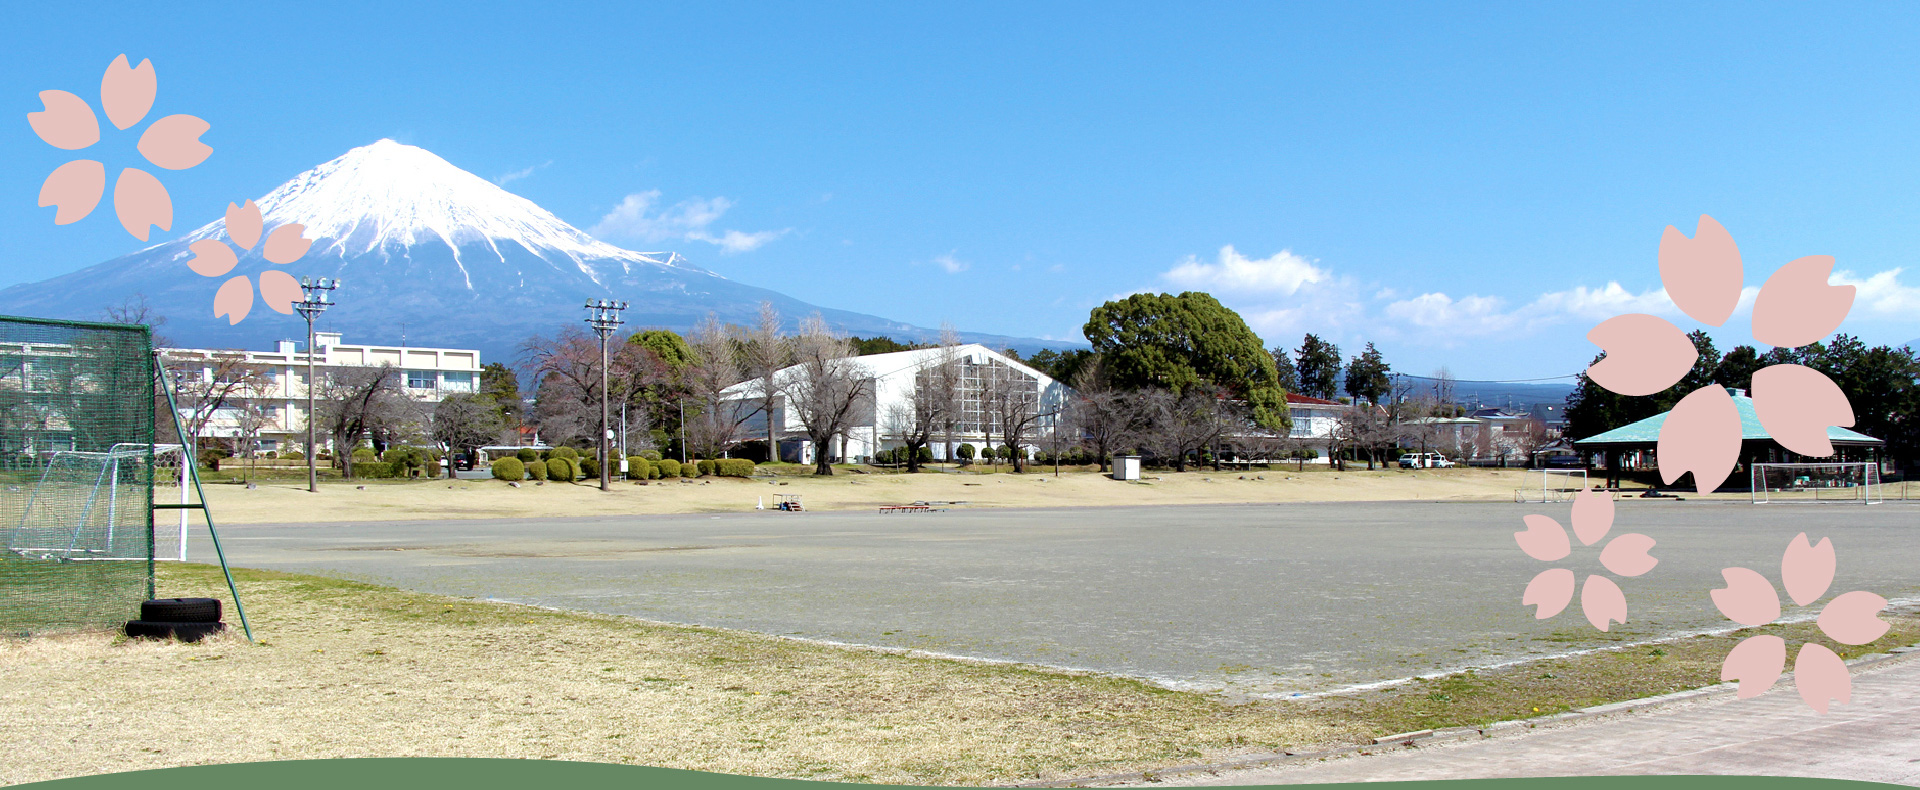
[295,277,340,493]
[585,299,628,492]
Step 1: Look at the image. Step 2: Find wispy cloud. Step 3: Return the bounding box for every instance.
[1834,267,1920,317]
[1163,245,1331,295]
[589,190,790,254]
[929,251,969,274]
[493,160,553,186]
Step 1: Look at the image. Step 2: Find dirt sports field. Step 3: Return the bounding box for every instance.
[200,466,1544,524]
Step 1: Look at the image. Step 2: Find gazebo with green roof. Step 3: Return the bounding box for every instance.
[1572,388,1884,488]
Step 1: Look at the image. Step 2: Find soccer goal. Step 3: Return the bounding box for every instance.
[1750,462,1882,504]
[1516,468,1589,503]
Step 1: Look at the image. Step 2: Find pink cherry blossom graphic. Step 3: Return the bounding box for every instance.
[188,200,311,324]
[28,55,211,241]
[1517,488,1657,631]
[1712,533,1889,714]
[1582,215,1859,493]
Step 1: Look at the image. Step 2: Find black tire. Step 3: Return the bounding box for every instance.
[140,597,222,623]
[123,620,226,643]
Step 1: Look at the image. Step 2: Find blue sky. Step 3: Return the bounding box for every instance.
[6,2,1919,379]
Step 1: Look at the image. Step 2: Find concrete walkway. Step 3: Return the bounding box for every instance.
[1117,651,1920,786]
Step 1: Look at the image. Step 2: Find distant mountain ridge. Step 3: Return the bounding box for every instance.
[0,140,1073,362]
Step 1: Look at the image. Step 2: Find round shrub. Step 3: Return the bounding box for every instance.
[351,448,376,463]
[695,459,716,476]
[424,456,441,477]
[517,448,540,463]
[282,450,304,461]
[547,457,575,482]
[626,456,650,480]
[655,458,680,478]
[353,461,394,478]
[580,458,599,479]
[525,459,548,481]
[640,450,662,462]
[549,446,580,461]
[646,463,661,479]
[715,459,756,477]
[492,457,524,481]
[957,443,976,461]
[997,445,1015,460]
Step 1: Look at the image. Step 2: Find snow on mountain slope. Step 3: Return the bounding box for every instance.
[0,140,1070,361]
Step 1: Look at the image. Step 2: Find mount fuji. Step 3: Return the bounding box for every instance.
[0,140,1061,362]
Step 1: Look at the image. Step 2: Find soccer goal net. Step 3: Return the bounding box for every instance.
[1516,468,1589,503]
[1750,462,1881,504]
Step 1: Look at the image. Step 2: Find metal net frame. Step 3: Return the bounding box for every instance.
[0,315,156,634]
[1750,462,1882,504]
[1515,468,1589,503]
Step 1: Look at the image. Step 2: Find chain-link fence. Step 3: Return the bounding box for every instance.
[0,315,154,635]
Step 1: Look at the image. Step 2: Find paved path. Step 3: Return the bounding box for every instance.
[1130,653,1920,786]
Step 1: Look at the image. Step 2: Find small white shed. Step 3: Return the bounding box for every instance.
[1112,455,1142,481]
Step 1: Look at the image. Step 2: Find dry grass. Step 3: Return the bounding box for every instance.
[4,564,1914,787]
[200,467,1539,525]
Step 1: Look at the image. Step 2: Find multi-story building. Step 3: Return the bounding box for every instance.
[159,332,481,453]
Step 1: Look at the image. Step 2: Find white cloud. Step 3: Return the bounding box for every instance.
[1162,245,1330,295]
[1382,292,1517,335]
[493,160,553,186]
[589,190,789,254]
[1834,267,1920,316]
[933,252,969,274]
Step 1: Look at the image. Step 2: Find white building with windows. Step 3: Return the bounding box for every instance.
[1283,393,1351,440]
[160,331,481,453]
[719,344,1072,464]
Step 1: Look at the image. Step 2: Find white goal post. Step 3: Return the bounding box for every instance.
[1516,468,1589,503]
[1750,462,1881,504]
[3,443,193,562]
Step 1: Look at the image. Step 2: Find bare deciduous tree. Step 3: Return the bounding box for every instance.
[683,314,759,460]
[1141,385,1233,473]
[314,364,405,479]
[783,315,872,476]
[1065,360,1139,472]
[162,352,274,452]
[433,394,506,461]
[741,302,791,462]
[883,372,945,473]
[521,326,663,449]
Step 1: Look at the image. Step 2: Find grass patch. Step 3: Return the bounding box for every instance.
[2,563,1914,786]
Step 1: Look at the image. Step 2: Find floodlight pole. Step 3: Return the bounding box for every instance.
[586,299,627,492]
[295,277,339,493]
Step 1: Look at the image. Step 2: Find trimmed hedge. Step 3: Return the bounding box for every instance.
[646,463,661,479]
[352,448,377,463]
[580,458,599,479]
[352,461,394,478]
[655,458,680,478]
[714,459,755,477]
[281,450,305,460]
[695,459,716,476]
[492,458,524,481]
[525,460,548,481]
[516,448,540,463]
[547,457,575,482]
[957,443,976,461]
[627,456,650,480]
[549,446,580,461]
[640,450,662,462]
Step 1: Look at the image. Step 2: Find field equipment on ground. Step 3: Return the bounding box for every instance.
[1515,468,1589,503]
[1750,462,1881,504]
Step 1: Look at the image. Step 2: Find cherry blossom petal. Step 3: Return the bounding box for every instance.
[1570,487,1613,546]
[1523,568,1576,620]
[1515,514,1571,561]
[136,114,212,170]
[27,90,100,150]
[1752,365,1854,459]
[1658,215,1743,327]
[1817,591,1890,646]
[258,270,303,315]
[112,167,172,242]
[1781,533,1836,607]
[1720,634,1786,699]
[1657,385,1742,493]
[1580,575,1627,631]
[1585,314,1697,396]
[225,200,263,251]
[1752,256,1855,349]
[1711,567,1782,627]
[263,223,312,264]
[1599,533,1658,578]
[37,160,106,225]
[213,276,253,325]
[100,54,156,131]
[185,240,239,278]
[1794,643,1851,714]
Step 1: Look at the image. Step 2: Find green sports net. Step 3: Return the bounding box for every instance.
[0,315,155,635]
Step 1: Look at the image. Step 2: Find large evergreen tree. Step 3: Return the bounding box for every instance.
[1269,347,1300,393]
[1082,292,1289,431]
[1344,342,1392,405]
[1294,334,1342,400]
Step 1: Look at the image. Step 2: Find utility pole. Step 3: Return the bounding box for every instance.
[294,277,339,493]
[585,299,627,492]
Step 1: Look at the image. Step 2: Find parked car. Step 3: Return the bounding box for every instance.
[1398,452,1455,468]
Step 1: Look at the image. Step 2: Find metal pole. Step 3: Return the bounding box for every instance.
[584,299,626,492]
[295,277,338,494]
[306,315,316,493]
[600,332,610,492]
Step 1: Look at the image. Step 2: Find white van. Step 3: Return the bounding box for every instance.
[1398,452,1455,469]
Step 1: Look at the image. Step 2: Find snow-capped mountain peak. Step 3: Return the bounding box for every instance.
[184,139,697,280]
